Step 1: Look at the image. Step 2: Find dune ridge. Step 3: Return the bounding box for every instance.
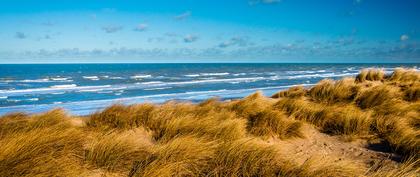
[0,68,419,177]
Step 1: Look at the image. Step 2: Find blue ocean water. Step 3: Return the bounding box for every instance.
[0,63,418,115]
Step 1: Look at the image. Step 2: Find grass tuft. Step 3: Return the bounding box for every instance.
[208,138,282,176]
[308,78,359,103]
[247,109,303,139]
[84,131,152,172]
[356,68,385,82]
[272,85,307,98]
[129,136,216,177]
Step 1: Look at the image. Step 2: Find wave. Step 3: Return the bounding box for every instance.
[0,76,290,97]
[286,70,327,75]
[185,72,230,77]
[130,75,152,79]
[109,76,124,80]
[83,76,100,80]
[27,98,39,101]
[78,89,104,93]
[0,83,316,116]
[3,77,72,83]
[143,87,172,91]
[171,77,265,85]
[97,91,114,94]
[285,72,358,79]
[0,84,112,97]
[20,79,50,83]
[185,74,200,77]
[139,81,164,85]
[200,72,229,76]
[50,84,77,88]
[6,99,20,103]
[50,77,72,81]
[0,72,354,98]
[232,73,247,76]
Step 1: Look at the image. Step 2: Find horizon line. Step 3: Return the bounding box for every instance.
[1,62,420,65]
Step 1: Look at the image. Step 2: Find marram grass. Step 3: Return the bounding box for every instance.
[0,68,419,176]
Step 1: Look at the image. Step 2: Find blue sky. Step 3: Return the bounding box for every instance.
[0,0,419,63]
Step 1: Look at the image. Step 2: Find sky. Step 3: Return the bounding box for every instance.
[0,0,419,63]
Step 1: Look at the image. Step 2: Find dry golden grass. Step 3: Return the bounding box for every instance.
[403,82,420,102]
[272,85,307,98]
[0,110,86,177]
[0,68,419,176]
[389,68,420,83]
[129,136,216,177]
[356,68,385,82]
[84,131,152,172]
[208,138,283,176]
[282,157,365,177]
[356,85,401,109]
[247,109,303,139]
[308,78,359,103]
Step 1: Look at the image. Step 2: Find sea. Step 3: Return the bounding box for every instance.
[0,63,418,116]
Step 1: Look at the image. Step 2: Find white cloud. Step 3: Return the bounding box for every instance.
[174,11,191,20]
[400,34,409,41]
[102,25,123,33]
[41,21,55,26]
[183,34,198,43]
[102,8,117,13]
[134,23,148,32]
[249,0,281,5]
[165,32,178,37]
[218,37,252,48]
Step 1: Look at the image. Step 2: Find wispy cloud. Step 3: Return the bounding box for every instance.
[249,0,281,5]
[400,34,409,41]
[41,21,55,26]
[102,25,123,33]
[174,11,191,20]
[148,37,165,43]
[15,32,27,39]
[353,0,363,5]
[90,14,97,20]
[102,8,117,13]
[134,23,148,32]
[183,34,198,43]
[218,37,252,48]
[165,32,178,37]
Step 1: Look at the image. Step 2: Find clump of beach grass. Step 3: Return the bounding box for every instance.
[272,85,307,98]
[389,68,420,83]
[356,85,401,109]
[129,136,216,177]
[208,138,283,176]
[0,110,86,177]
[308,78,359,103]
[247,109,303,139]
[84,131,152,172]
[356,68,385,82]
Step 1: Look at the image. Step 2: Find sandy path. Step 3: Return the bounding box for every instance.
[270,124,400,171]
